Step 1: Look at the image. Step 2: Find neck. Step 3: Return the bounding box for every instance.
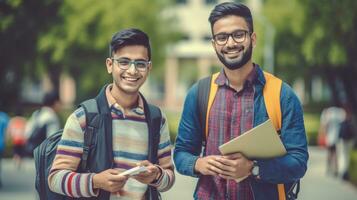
[110,85,139,110]
[224,61,254,91]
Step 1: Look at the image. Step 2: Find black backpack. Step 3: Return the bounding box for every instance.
[34,93,162,200]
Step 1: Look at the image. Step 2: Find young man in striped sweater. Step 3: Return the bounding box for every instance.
[48,28,174,199]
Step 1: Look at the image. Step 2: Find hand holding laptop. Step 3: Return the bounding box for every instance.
[217,120,287,182]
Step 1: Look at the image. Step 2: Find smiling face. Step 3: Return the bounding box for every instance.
[106,45,151,96]
[212,15,256,70]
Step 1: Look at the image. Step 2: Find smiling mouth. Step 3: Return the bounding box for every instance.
[224,46,244,55]
[122,76,140,82]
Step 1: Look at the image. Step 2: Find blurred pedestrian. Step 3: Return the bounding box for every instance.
[319,105,346,176]
[337,104,355,180]
[6,110,27,169]
[24,91,61,156]
[0,111,9,188]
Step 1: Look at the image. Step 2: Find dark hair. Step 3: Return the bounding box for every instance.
[109,28,151,60]
[43,91,59,107]
[208,2,254,33]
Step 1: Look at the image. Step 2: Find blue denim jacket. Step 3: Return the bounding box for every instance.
[173,66,309,199]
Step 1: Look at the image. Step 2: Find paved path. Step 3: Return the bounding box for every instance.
[0,147,356,200]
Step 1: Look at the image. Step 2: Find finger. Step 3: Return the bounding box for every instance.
[208,164,227,175]
[145,165,159,174]
[223,152,242,159]
[216,157,237,167]
[138,160,151,167]
[109,174,128,182]
[208,158,232,172]
[107,169,120,175]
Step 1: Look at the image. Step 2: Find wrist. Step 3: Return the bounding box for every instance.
[194,157,201,174]
[92,173,100,189]
[151,165,163,184]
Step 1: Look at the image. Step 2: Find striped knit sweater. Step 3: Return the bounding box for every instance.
[48,86,174,199]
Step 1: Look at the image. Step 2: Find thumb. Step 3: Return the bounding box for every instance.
[106,168,119,175]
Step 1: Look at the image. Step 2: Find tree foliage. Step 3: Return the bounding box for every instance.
[264,0,357,112]
[0,0,179,111]
[0,0,62,110]
[39,0,178,102]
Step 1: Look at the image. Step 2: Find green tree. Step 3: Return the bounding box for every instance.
[0,0,62,110]
[264,0,357,113]
[0,0,179,110]
[39,0,178,102]
[300,0,357,111]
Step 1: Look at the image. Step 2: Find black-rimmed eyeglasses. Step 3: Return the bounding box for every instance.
[213,30,251,46]
[112,58,151,72]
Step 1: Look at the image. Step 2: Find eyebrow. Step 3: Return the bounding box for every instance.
[215,29,249,35]
[116,57,148,62]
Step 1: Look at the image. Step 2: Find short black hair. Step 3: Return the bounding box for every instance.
[109,28,151,60]
[208,2,254,33]
[43,91,59,107]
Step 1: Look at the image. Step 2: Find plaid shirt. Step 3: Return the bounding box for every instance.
[196,68,256,200]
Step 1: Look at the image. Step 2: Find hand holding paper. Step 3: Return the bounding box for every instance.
[219,119,287,159]
[217,120,287,182]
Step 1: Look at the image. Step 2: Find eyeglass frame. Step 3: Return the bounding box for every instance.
[212,29,252,46]
[111,57,151,72]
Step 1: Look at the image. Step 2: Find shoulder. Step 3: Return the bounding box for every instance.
[66,107,86,129]
[279,82,304,116]
[280,82,301,103]
[186,82,199,100]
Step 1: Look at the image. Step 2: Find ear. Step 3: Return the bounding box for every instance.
[147,62,152,73]
[106,58,113,74]
[251,32,257,48]
[211,39,216,49]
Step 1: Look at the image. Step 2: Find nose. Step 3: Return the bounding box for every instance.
[226,35,237,47]
[127,62,138,74]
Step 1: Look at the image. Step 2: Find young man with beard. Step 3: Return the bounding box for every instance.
[174,2,308,200]
[48,28,174,199]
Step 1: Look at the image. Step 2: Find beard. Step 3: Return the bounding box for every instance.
[216,42,253,70]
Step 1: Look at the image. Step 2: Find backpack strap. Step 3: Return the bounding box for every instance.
[197,76,210,145]
[263,71,282,131]
[197,72,219,144]
[141,93,162,200]
[79,99,100,171]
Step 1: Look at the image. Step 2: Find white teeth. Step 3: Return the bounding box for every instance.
[123,77,138,81]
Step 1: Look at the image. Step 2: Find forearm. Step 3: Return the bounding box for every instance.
[257,150,308,183]
[48,169,98,197]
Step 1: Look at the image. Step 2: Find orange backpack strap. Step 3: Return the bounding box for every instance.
[205,72,219,138]
[263,71,282,131]
[263,71,285,200]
